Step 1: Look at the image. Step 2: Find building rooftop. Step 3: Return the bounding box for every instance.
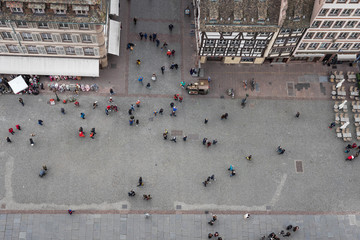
[199,0,281,32]
[0,0,107,24]
[281,0,314,29]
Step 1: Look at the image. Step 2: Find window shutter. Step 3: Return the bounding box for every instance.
[55,46,65,55]
[90,35,98,43]
[94,47,99,56]
[50,23,59,29]
[36,45,47,54]
[0,44,9,53]
[16,33,22,41]
[10,32,17,41]
[51,33,62,42]
[75,47,84,55]
[89,24,95,30]
[70,24,79,30]
[5,21,16,28]
[29,22,37,28]
[31,33,41,42]
[71,34,81,43]
[0,34,3,40]
[20,45,28,54]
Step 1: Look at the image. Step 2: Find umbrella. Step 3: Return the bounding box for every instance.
[336,79,345,89]
[340,121,350,129]
[339,100,347,109]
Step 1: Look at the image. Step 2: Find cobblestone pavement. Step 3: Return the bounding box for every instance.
[0,212,359,240]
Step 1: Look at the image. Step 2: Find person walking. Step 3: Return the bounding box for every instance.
[105,109,109,115]
[146,83,151,89]
[293,226,299,232]
[79,131,85,137]
[90,132,95,139]
[295,112,300,118]
[133,17,137,25]
[137,177,143,186]
[38,120,43,125]
[207,141,211,148]
[139,32,143,40]
[159,108,164,115]
[130,104,135,111]
[80,113,85,119]
[18,98,24,106]
[203,138,207,145]
[8,128,14,135]
[204,118,208,124]
[138,76,143,85]
[286,225,293,230]
[110,88,114,95]
[128,190,136,196]
[136,99,141,107]
[144,33,147,40]
[208,233,213,238]
[171,137,177,143]
[68,209,74,215]
[29,138,35,146]
[79,127,83,133]
[152,33,157,41]
[156,39,160,47]
[167,49,172,58]
[136,59,141,65]
[161,66,165,74]
[135,119,139,126]
[246,155,252,160]
[6,137,11,143]
[243,213,250,219]
[16,125,21,130]
[171,49,175,56]
[149,35,152,41]
[153,110,158,116]
[128,109,133,115]
[163,132,168,140]
[212,139,217,145]
[91,128,96,135]
[183,135,187,141]
[168,24,174,31]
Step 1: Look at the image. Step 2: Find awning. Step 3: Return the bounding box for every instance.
[72,5,89,11]
[337,54,357,61]
[8,75,28,94]
[0,56,99,77]
[6,1,23,8]
[294,53,325,58]
[50,4,67,10]
[108,20,121,56]
[28,3,45,9]
[110,0,119,16]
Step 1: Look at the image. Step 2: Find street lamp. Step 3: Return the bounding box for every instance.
[53,89,60,102]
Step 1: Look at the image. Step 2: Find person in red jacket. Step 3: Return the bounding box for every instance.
[16,125,21,130]
[79,132,85,138]
[8,128,14,135]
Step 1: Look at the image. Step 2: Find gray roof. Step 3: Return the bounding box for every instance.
[281,0,314,29]
[199,0,281,32]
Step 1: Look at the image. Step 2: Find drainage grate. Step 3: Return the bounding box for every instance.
[287,82,295,97]
[122,204,127,209]
[176,205,182,210]
[171,130,183,136]
[187,133,199,140]
[295,160,303,173]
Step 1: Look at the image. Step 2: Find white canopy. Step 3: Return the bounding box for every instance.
[110,0,119,16]
[8,75,28,94]
[0,56,99,77]
[337,54,357,61]
[108,20,121,56]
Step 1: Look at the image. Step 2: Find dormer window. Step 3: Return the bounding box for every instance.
[29,3,45,14]
[11,7,23,13]
[6,1,23,13]
[73,5,89,16]
[50,4,67,15]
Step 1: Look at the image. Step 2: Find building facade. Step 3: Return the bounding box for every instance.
[293,0,360,63]
[195,0,282,64]
[0,0,117,77]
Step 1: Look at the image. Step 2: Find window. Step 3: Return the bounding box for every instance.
[38,22,48,28]
[27,46,38,53]
[333,21,345,28]
[319,43,330,49]
[338,32,348,39]
[75,10,88,15]
[288,38,297,43]
[355,9,360,16]
[242,48,251,53]
[205,40,215,46]
[329,9,341,16]
[227,48,237,54]
[298,43,308,49]
[65,47,75,55]
[319,9,329,16]
[283,47,293,52]
[1,32,12,39]
[271,48,280,53]
[11,8,23,13]
[337,0,346,2]
[341,9,353,16]
[79,23,89,30]
[62,34,72,42]
[46,46,56,54]
[245,40,254,45]
[0,21,6,26]
[311,21,321,28]
[345,21,357,28]
[352,43,360,49]
[203,47,212,54]
[41,33,52,41]
[342,43,352,49]
[304,32,314,39]
[254,48,262,53]
[257,40,266,45]
[280,29,291,34]
[275,39,285,44]
[315,32,325,39]
[16,21,27,28]
[330,43,340,49]
[55,9,66,14]
[325,0,334,2]
[84,47,94,55]
[326,32,337,39]
[7,45,19,53]
[349,32,359,39]
[218,39,227,46]
[350,0,359,2]
[322,21,333,28]
[293,29,303,34]
[246,32,255,37]
[21,32,32,41]
[33,8,45,14]
[222,32,232,36]
[258,32,269,37]
[82,35,91,43]
[230,40,240,45]
[308,43,319,49]
[59,23,69,29]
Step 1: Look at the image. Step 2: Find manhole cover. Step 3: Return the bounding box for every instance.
[188,133,199,140]
[111,63,117,69]
[122,204,127,209]
[171,130,183,136]
[287,82,295,97]
[176,205,182,210]
[295,160,303,173]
